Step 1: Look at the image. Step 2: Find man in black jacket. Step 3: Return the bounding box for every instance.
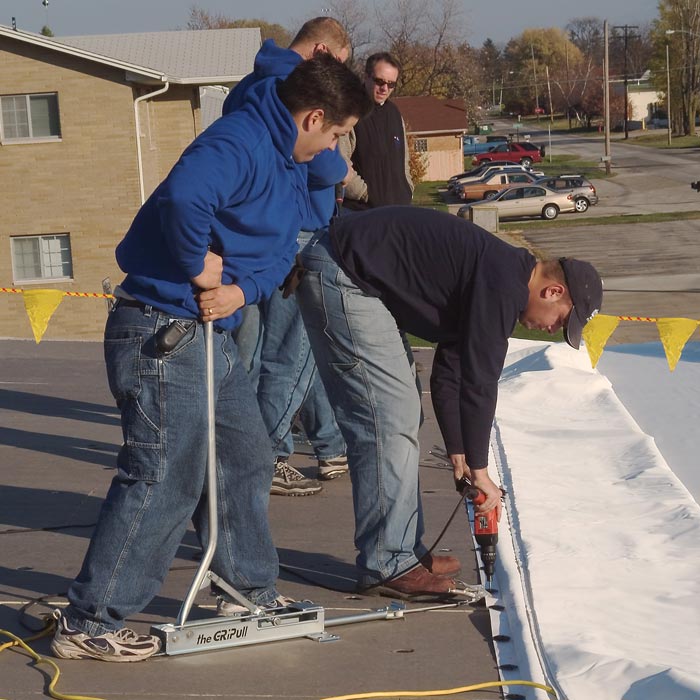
[296,206,603,599]
[341,52,413,209]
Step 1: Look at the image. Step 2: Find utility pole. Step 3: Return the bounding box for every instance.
[613,24,639,140]
[531,42,540,118]
[666,39,672,145]
[603,20,612,175]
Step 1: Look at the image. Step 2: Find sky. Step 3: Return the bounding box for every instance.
[1,0,660,47]
[482,338,700,700]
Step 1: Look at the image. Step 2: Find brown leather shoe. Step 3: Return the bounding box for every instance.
[360,565,459,601]
[419,553,461,577]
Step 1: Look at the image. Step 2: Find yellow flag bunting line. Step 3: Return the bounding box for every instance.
[2,288,699,371]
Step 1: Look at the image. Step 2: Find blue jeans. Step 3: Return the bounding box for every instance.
[296,229,426,585]
[233,304,262,390]
[65,303,280,635]
[255,230,345,461]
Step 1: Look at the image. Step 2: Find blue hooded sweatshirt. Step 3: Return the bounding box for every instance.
[115,77,310,331]
[223,39,347,230]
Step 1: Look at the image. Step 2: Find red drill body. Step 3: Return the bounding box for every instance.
[470,489,498,587]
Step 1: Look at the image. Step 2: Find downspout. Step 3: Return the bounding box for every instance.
[134,80,170,204]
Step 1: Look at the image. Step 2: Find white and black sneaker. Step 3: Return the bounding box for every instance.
[216,594,296,617]
[317,455,349,480]
[50,611,161,662]
[270,458,322,496]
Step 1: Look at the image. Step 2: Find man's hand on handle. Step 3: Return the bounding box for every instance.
[450,453,502,521]
[191,251,245,322]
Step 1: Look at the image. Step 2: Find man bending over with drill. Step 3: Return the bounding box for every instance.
[296,206,602,599]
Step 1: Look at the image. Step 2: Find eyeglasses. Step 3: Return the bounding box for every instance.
[370,77,397,89]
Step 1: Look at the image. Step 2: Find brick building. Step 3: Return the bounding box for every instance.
[0,25,259,340]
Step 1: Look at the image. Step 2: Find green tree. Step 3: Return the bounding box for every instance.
[480,39,504,108]
[505,28,584,115]
[40,25,54,37]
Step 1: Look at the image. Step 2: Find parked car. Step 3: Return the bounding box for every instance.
[472,141,544,167]
[458,184,576,221]
[458,171,539,201]
[451,164,544,193]
[516,140,546,157]
[449,160,523,186]
[462,135,497,156]
[534,175,598,213]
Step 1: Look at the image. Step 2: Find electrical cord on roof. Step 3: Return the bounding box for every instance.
[0,621,107,700]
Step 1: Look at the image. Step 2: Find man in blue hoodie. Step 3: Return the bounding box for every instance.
[224,18,354,496]
[51,53,372,663]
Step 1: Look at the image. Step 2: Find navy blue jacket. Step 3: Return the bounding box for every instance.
[331,206,535,469]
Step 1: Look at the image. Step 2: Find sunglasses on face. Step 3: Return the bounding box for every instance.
[370,76,397,89]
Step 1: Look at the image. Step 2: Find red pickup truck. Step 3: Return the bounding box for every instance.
[472,141,544,167]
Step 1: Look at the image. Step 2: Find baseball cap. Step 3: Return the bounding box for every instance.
[559,258,603,349]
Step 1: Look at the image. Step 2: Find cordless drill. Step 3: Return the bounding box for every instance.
[456,477,498,590]
[470,489,498,591]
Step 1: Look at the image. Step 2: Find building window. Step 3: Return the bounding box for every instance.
[414,138,428,152]
[1,93,61,142]
[11,234,73,283]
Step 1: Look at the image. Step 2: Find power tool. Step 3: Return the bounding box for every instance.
[456,477,498,591]
[470,489,498,591]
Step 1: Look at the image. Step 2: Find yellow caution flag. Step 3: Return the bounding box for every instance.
[22,289,65,343]
[583,314,620,368]
[656,317,700,371]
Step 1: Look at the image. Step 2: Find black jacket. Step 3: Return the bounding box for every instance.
[331,206,535,468]
[344,101,412,210]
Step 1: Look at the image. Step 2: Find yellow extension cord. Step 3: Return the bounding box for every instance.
[1,623,555,700]
[318,679,557,699]
[0,623,106,700]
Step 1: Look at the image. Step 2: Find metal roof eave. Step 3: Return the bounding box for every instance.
[125,71,247,86]
[1,25,168,81]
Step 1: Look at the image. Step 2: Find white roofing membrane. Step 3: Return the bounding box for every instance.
[483,338,700,700]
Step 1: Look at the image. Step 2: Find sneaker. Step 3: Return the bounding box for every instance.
[270,458,323,496]
[358,565,460,602]
[50,612,161,662]
[216,594,296,617]
[317,455,349,480]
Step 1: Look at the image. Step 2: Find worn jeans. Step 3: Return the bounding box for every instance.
[233,304,263,389]
[296,229,426,585]
[242,230,345,461]
[65,302,279,635]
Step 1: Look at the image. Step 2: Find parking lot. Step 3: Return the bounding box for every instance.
[448,127,700,344]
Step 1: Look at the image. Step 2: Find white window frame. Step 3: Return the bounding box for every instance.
[0,92,62,144]
[11,233,73,284]
[413,138,428,153]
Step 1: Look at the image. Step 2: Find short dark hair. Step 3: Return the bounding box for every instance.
[277,52,372,127]
[365,52,401,77]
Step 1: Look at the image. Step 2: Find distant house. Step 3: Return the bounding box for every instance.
[611,70,662,128]
[0,25,259,340]
[393,96,468,181]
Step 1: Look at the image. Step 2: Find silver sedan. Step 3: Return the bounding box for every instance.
[458,184,577,221]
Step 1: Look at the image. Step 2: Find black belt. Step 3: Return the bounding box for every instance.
[115,298,147,309]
